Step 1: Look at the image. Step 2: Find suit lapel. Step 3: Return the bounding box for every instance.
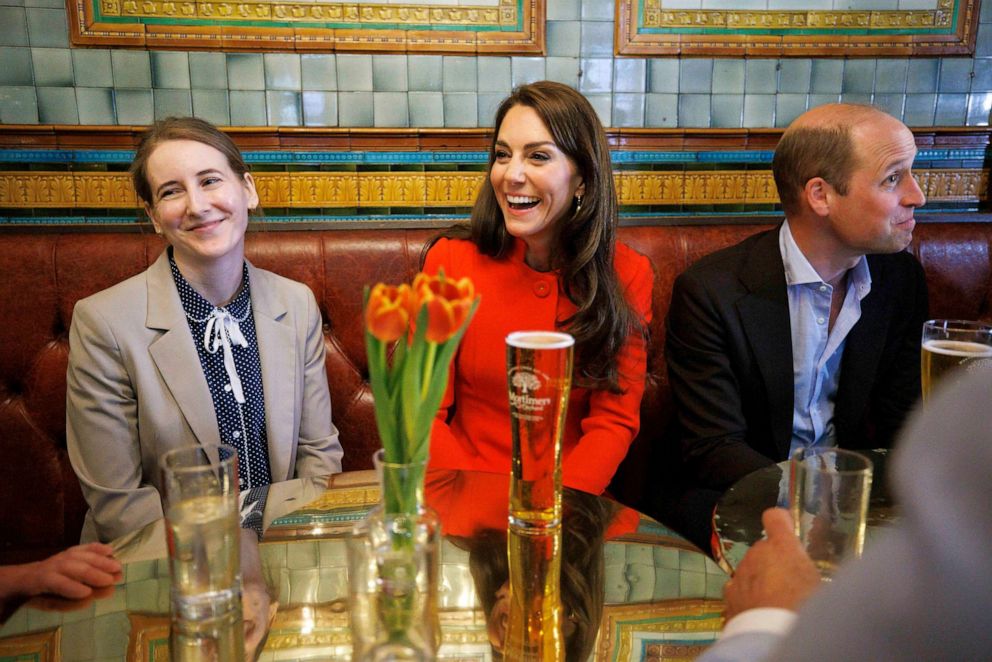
[145,252,222,449]
[736,230,795,458]
[249,263,297,482]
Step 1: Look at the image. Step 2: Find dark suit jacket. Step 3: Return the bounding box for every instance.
[665,226,928,492]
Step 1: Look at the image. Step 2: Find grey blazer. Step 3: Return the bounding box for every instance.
[67,251,344,542]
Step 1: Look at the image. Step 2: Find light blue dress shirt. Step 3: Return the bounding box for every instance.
[779,221,872,455]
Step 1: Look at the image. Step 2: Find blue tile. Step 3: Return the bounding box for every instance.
[227,53,264,91]
[811,60,843,93]
[713,60,744,94]
[613,93,645,127]
[935,93,968,124]
[154,88,191,120]
[302,90,336,127]
[112,50,150,88]
[301,54,335,91]
[151,51,189,89]
[585,93,611,127]
[115,88,152,124]
[973,58,992,91]
[778,59,811,93]
[840,92,871,105]
[189,52,226,90]
[338,91,372,127]
[743,94,775,127]
[0,7,28,46]
[0,47,32,85]
[680,59,713,93]
[648,59,679,93]
[511,57,545,87]
[872,93,905,119]
[983,0,992,22]
[645,93,677,127]
[580,20,612,57]
[229,90,265,125]
[903,93,936,126]
[966,92,992,125]
[938,59,973,93]
[544,57,579,89]
[679,94,710,127]
[547,20,580,57]
[443,56,476,92]
[409,91,443,127]
[408,55,442,92]
[373,91,408,127]
[372,55,406,92]
[477,57,511,93]
[264,53,301,91]
[73,50,112,87]
[775,94,807,127]
[76,87,115,124]
[37,85,75,122]
[266,90,300,126]
[581,0,613,20]
[579,57,612,94]
[906,58,939,93]
[614,58,646,93]
[711,94,743,127]
[808,93,840,109]
[978,24,992,57]
[191,89,229,126]
[25,7,66,47]
[337,54,372,92]
[443,92,477,128]
[874,59,908,94]
[547,0,579,20]
[842,59,875,93]
[745,59,778,94]
[476,92,503,128]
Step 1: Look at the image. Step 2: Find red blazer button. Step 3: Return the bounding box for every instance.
[533,281,550,297]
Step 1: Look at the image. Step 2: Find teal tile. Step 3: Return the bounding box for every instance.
[811,59,843,93]
[372,54,406,92]
[875,59,909,93]
[189,52,226,89]
[711,94,743,127]
[973,58,992,91]
[316,567,347,603]
[443,56,476,92]
[907,58,939,93]
[151,50,189,89]
[373,91,408,127]
[32,47,72,86]
[0,47,32,85]
[408,55,441,91]
[25,0,65,7]
[73,49,112,87]
[61,619,98,660]
[652,545,681,571]
[904,93,936,125]
[289,568,319,604]
[808,93,840,109]
[0,86,37,122]
[579,57,611,93]
[125,560,157,582]
[0,7,28,46]
[302,90,336,126]
[645,93,677,127]
[745,59,778,93]
[978,24,992,56]
[705,570,728,598]
[477,57,511,93]
[939,59,973,93]
[477,91,503,127]
[626,562,658,601]
[779,59,811,93]
[410,90,443,127]
[983,0,992,22]
[336,54,372,91]
[264,52,301,90]
[776,93,807,127]
[37,86,76,122]
[843,59,876,93]
[652,567,681,599]
[713,60,744,94]
[679,569,706,597]
[967,92,992,125]
[935,93,968,124]
[154,88,191,119]
[614,58,646,93]
[92,613,130,659]
[25,7,66,47]
[443,92,477,127]
[511,56,544,87]
[680,59,713,93]
[265,90,300,125]
[302,54,336,92]
[580,20,612,57]
[227,53,264,90]
[614,92,644,127]
[648,59,679,93]
[872,93,904,119]
[586,92,611,126]
[286,539,318,569]
[76,87,115,124]
[840,92,871,105]
[581,0,613,19]
[547,20,580,57]
[115,88,152,124]
[112,50,150,88]
[338,90,372,127]
[545,56,579,88]
[229,90,265,125]
[547,0,579,20]
[680,94,710,127]
[743,93,775,127]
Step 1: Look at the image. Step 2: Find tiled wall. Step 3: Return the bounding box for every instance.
[1,0,990,128]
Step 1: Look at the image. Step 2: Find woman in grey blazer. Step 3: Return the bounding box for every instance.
[67,118,344,543]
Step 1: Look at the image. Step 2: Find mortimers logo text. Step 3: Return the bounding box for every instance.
[508,367,551,413]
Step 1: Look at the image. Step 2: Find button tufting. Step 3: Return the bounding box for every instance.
[533,280,551,298]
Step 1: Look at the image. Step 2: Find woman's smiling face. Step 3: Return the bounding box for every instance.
[489,104,584,269]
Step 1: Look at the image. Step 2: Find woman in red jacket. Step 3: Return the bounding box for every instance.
[423,81,653,495]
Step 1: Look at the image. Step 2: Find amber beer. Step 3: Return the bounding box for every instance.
[505,331,574,662]
[921,320,992,400]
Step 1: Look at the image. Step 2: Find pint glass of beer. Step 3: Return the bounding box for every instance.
[921,319,992,399]
[505,331,574,661]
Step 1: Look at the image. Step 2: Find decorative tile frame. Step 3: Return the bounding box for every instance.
[615,0,981,57]
[68,0,545,54]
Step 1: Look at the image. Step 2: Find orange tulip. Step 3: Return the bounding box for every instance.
[365,283,415,342]
[412,272,476,344]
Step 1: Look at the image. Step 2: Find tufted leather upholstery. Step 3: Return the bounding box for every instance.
[1,222,990,563]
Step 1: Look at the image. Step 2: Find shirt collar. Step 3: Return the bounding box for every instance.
[168,248,251,320]
[779,220,871,296]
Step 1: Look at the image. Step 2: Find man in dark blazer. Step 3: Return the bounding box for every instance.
[655,104,929,550]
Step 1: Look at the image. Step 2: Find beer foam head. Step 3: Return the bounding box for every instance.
[506,331,575,350]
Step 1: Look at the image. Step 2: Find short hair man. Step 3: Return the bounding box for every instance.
[655,104,929,550]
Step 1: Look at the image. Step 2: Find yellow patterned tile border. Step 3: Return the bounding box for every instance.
[1,170,986,209]
[598,599,725,662]
[645,9,950,30]
[0,627,61,662]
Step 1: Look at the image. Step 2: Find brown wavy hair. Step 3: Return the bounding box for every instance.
[427,81,644,391]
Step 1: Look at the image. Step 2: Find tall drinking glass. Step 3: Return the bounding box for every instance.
[921,319,992,400]
[160,444,244,661]
[789,447,872,579]
[505,331,574,661]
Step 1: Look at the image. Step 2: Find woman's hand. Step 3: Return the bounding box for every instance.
[3,543,122,602]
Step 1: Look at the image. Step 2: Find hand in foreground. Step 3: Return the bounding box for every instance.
[723,508,820,620]
[243,580,278,661]
[14,543,122,601]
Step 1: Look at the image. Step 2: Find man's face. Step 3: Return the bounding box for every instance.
[823,116,926,260]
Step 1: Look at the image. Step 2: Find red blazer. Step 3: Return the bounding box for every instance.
[423,237,653,495]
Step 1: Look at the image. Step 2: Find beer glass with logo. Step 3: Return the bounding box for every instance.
[505,331,574,661]
[921,319,992,400]
[160,444,244,661]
